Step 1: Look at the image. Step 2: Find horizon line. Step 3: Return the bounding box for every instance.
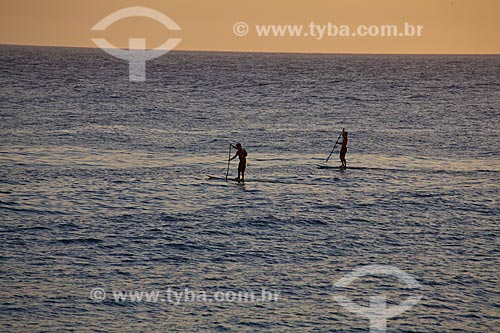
[1,43,499,56]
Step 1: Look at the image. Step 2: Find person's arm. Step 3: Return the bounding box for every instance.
[336,129,346,144]
[229,153,238,161]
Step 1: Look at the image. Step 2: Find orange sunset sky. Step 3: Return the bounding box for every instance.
[0,0,499,54]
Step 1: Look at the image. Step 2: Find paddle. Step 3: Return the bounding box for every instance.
[225,143,231,181]
[325,128,345,163]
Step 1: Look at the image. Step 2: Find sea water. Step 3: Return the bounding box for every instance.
[0,45,499,332]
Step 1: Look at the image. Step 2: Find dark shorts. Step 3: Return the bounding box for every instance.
[238,160,246,172]
[340,148,347,158]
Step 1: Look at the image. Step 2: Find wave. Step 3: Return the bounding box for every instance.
[55,238,103,244]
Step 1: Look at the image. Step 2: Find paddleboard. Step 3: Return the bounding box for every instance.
[206,175,285,184]
[207,175,244,182]
[317,165,347,169]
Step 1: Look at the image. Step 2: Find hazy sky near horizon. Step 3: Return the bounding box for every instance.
[1,0,499,54]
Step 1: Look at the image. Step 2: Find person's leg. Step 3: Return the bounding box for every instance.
[340,150,346,168]
[237,162,242,181]
[240,162,245,182]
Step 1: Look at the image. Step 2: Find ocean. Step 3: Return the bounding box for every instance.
[0,45,499,332]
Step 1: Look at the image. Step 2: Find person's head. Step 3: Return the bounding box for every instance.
[343,131,348,137]
[235,143,242,150]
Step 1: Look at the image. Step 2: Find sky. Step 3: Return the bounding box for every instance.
[0,0,499,54]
